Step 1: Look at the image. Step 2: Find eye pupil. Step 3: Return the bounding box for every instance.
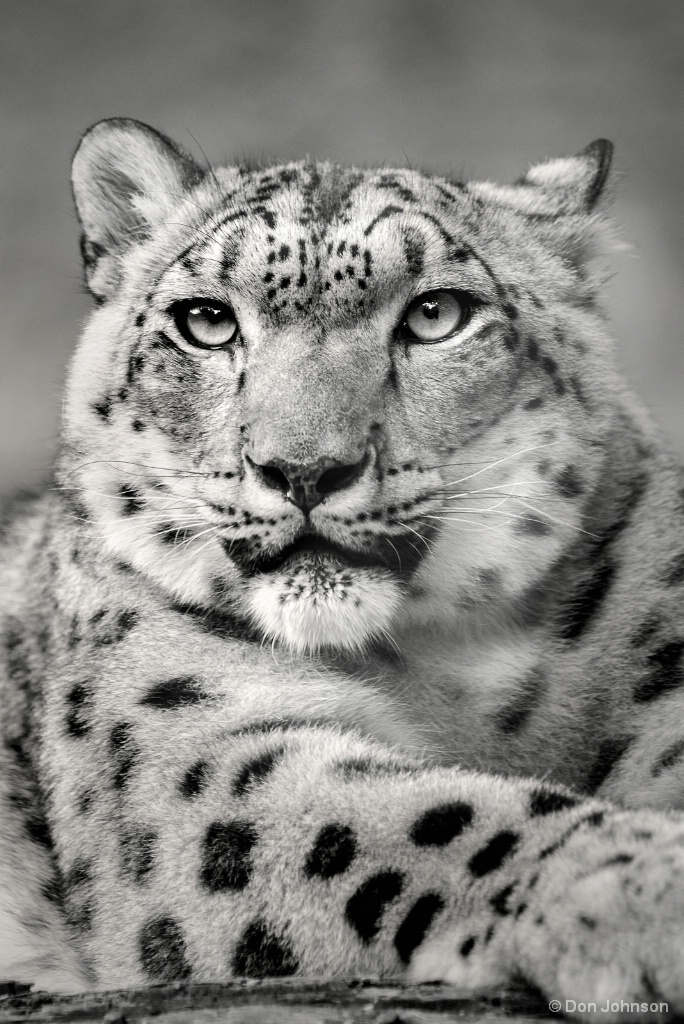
[422,301,440,321]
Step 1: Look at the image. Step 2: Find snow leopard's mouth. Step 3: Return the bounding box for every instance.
[228,531,432,579]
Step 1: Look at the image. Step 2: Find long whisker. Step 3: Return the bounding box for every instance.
[441,441,560,489]
[517,499,599,539]
[60,459,217,483]
[427,516,517,533]
[182,128,226,202]
[384,538,403,573]
[401,522,433,553]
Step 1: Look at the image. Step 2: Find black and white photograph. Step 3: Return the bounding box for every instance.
[1,3,683,1022]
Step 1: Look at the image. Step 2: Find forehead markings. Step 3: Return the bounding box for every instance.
[361,197,500,299]
[146,169,301,291]
[297,165,365,228]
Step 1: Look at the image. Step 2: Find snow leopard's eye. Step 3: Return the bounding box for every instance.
[170,299,238,349]
[399,290,468,344]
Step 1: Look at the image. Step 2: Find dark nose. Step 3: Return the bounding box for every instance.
[249,454,369,514]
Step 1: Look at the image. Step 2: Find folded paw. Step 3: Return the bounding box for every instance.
[411,813,684,1022]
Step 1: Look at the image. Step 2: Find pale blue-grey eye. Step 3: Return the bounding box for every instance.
[184,303,237,347]
[404,290,464,343]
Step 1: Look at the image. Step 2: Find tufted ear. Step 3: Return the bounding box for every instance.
[468,140,614,219]
[72,118,203,300]
[519,139,613,213]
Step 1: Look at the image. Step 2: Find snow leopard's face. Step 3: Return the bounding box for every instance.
[63,119,612,652]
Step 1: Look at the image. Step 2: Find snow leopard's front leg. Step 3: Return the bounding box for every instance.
[58,708,684,1020]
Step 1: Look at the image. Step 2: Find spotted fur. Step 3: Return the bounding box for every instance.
[1,119,684,1017]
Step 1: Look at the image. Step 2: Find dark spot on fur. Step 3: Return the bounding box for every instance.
[602,853,634,867]
[363,205,403,237]
[524,396,544,410]
[490,882,517,916]
[403,231,425,276]
[539,811,605,859]
[25,810,54,850]
[304,823,358,879]
[157,523,194,546]
[121,827,156,883]
[77,789,93,815]
[410,802,474,846]
[126,352,146,385]
[36,625,50,656]
[139,676,212,709]
[559,560,615,641]
[633,642,684,702]
[93,609,139,647]
[179,759,212,798]
[664,554,684,587]
[394,893,445,964]
[231,919,299,977]
[65,899,93,932]
[570,375,587,406]
[630,616,661,648]
[41,873,65,907]
[109,722,138,789]
[345,870,405,942]
[651,738,684,777]
[118,483,145,516]
[4,626,33,690]
[495,668,546,734]
[335,756,415,779]
[469,831,519,877]
[555,465,584,498]
[92,396,112,422]
[139,916,192,981]
[515,516,551,536]
[200,820,258,892]
[135,312,146,328]
[232,746,285,797]
[132,418,146,432]
[529,788,579,816]
[460,935,476,957]
[65,681,94,738]
[586,735,634,791]
[579,914,597,929]
[65,858,91,890]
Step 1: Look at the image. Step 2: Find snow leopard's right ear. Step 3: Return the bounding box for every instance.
[72,118,204,300]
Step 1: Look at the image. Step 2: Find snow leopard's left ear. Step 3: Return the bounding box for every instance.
[518,139,613,212]
[468,139,614,217]
[72,118,204,300]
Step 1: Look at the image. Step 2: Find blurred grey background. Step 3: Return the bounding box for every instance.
[1,0,683,493]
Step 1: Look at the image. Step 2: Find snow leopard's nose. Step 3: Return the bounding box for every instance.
[248,453,369,515]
